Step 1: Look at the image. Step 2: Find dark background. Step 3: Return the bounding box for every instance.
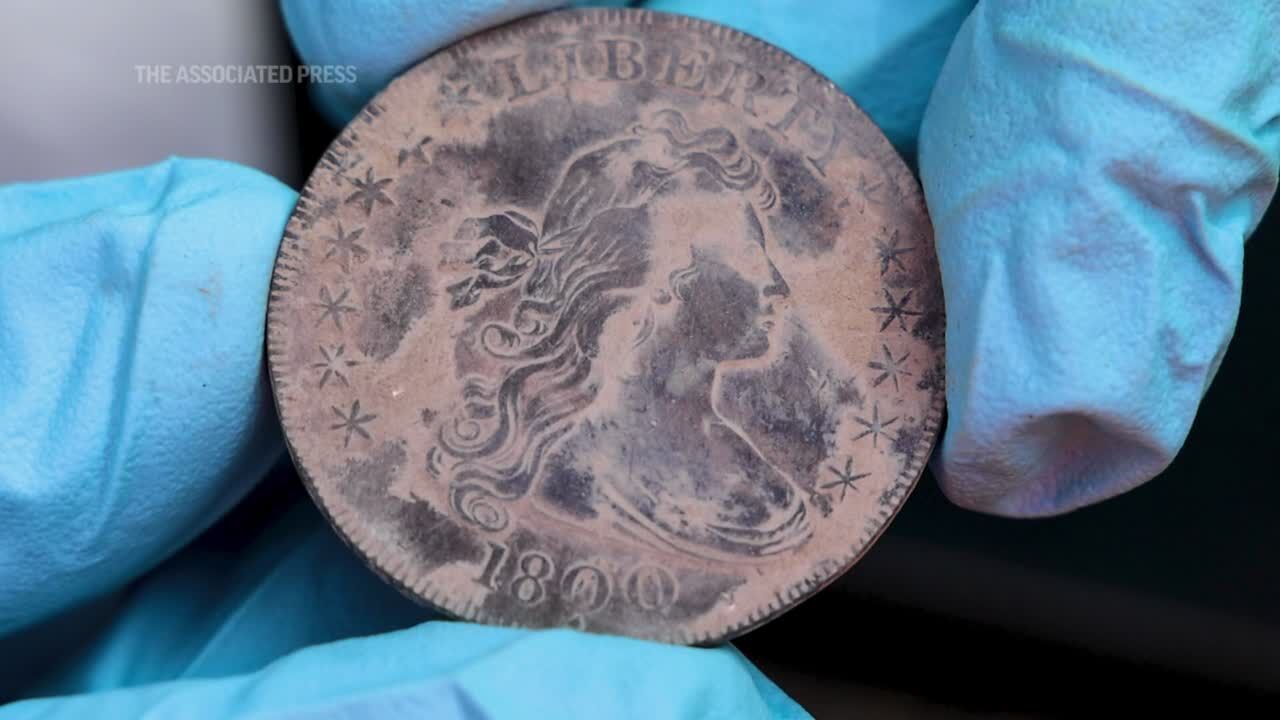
[292,81,1280,715]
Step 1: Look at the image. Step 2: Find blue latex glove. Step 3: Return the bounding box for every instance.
[919,1,1279,514]
[4,0,1278,715]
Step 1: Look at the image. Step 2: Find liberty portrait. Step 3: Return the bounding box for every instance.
[429,109,813,561]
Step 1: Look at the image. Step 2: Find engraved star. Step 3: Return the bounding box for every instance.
[313,286,358,330]
[441,81,479,106]
[437,81,480,124]
[398,135,433,166]
[301,195,340,230]
[822,457,869,503]
[807,489,834,518]
[868,344,912,392]
[330,400,376,448]
[311,344,360,388]
[345,168,394,216]
[806,367,830,394]
[855,173,884,205]
[853,402,898,447]
[339,152,365,173]
[874,229,915,276]
[323,222,368,273]
[870,288,922,332]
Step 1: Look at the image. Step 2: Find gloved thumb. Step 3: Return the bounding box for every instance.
[919,1,1279,516]
[0,158,296,633]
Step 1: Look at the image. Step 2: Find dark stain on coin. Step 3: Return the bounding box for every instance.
[355,262,432,361]
[911,282,947,351]
[432,97,624,211]
[267,7,945,645]
[890,418,929,462]
[540,451,600,521]
[337,441,486,574]
[762,141,845,257]
[721,327,858,483]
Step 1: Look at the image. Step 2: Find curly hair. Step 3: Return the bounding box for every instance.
[435,109,775,532]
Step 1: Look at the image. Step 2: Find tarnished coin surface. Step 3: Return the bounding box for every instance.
[267,7,944,645]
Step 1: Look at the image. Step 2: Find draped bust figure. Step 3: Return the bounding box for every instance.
[433,109,811,560]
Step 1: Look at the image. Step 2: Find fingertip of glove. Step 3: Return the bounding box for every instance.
[103,156,299,287]
[916,1,1276,519]
[280,0,566,127]
[0,157,297,634]
[147,155,297,216]
[935,408,1177,518]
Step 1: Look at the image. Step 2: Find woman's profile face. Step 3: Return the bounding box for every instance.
[649,189,790,362]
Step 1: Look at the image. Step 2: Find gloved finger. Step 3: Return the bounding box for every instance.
[17,498,433,697]
[280,0,977,153]
[918,1,1280,516]
[3,621,808,720]
[0,158,296,635]
[640,0,974,155]
[9,497,803,716]
[279,0,567,126]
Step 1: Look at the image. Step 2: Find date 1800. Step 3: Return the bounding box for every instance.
[472,541,680,618]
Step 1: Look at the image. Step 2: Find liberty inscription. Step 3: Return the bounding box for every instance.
[266,8,944,645]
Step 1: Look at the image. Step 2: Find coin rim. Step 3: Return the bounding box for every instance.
[266,5,946,646]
